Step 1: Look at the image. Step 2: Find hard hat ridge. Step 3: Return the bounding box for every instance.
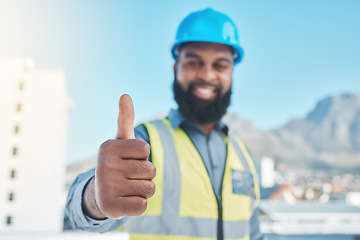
[172,8,244,64]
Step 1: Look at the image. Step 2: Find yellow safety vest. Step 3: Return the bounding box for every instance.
[124,118,260,240]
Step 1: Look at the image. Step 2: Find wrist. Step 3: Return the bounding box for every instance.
[82,177,107,220]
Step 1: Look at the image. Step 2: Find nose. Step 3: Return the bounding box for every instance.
[197,64,216,84]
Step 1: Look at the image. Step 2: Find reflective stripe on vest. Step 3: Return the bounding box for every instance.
[125,118,260,240]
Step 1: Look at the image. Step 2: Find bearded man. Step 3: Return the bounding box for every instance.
[66,8,263,240]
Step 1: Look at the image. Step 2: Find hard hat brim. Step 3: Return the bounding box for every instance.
[171,41,244,65]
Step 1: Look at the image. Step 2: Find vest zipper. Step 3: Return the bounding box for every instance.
[216,195,223,240]
[205,135,225,240]
[218,157,226,240]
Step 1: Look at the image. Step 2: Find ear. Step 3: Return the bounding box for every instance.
[173,61,178,74]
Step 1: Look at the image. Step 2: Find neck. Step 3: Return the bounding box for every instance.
[199,122,216,135]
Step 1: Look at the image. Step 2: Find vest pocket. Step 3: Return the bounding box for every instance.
[231,170,256,198]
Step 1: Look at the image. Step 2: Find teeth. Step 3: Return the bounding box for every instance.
[193,85,217,100]
[197,88,213,94]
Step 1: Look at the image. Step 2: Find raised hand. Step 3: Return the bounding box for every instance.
[83,94,155,219]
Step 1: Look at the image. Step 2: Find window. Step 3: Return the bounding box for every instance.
[6,216,12,225]
[16,103,21,112]
[12,147,18,156]
[10,170,16,179]
[18,82,24,91]
[8,193,14,202]
[14,125,20,134]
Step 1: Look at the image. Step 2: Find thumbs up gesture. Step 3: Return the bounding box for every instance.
[83,94,155,219]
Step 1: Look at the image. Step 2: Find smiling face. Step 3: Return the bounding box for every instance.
[173,42,234,124]
[174,42,234,103]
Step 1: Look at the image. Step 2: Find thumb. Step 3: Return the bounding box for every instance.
[116,94,135,139]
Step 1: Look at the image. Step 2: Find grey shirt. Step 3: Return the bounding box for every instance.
[65,109,263,239]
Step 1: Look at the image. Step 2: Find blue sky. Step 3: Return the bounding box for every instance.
[1,0,359,164]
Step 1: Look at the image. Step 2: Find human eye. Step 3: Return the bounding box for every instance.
[213,62,230,71]
[184,59,201,68]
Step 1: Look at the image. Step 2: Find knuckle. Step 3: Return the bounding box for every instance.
[147,162,156,179]
[98,140,118,163]
[99,139,113,153]
[120,197,147,216]
[141,181,156,199]
[142,142,151,156]
[132,198,147,215]
[147,181,156,198]
[134,139,151,157]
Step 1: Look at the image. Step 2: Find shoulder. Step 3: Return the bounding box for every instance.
[134,124,149,144]
[134,119,166,143]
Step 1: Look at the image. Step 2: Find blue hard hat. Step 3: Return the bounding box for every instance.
[171,8,244,65]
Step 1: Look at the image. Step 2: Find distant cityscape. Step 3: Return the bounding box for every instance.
[257,157,360,236]
[269,164,360,203]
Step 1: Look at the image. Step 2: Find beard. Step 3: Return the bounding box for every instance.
[173,78,231,124]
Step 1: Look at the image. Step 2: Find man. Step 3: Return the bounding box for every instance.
[66,8,263,240]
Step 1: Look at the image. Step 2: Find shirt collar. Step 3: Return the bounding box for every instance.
[167,109,229,135]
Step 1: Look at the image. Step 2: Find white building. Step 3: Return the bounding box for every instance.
[0,57,70,233]
[346,192,360,207]
[260,156,275,188]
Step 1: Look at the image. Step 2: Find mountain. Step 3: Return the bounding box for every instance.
[225,93,360,170]
[68,93,360,172]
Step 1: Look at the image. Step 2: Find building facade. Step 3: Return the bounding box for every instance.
[0,57,70,233]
